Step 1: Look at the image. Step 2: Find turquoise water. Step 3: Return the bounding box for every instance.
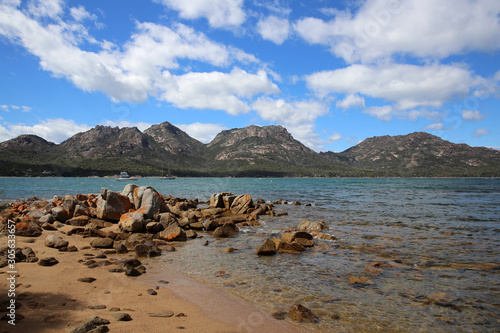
[1,177,499,332]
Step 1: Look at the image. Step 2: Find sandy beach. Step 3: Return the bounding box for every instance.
[0,226,312,333]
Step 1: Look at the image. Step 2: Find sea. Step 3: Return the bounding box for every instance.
[1,177,499,332]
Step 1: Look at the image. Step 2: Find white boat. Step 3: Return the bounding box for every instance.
[160,175,176,180]
[116,171,137,181]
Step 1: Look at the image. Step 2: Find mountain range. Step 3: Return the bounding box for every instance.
[0,122,499,177]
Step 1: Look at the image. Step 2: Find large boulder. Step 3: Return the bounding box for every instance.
[230,194,253,214]
[131,186,167,220]
[118,212,146,233]
[96,188,133,221]
[62,195,77,217]
[51,206,70,222]
[159,222,186,241]
[122,184,139,206]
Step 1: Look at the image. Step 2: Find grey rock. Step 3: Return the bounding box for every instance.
[70,316,110,333]
[44,234,69,249]
[38,257,59,266]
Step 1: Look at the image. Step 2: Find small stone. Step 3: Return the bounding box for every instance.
[89,305,107,310]
[147,289,157,295]
[256,238,276,256]
[109,268,125,273]
[349,276,375,286]
[38,257,59,266]
[125,268,142,277]
[112,313,132,321]
[148,311,174,318]
[175,313,186,317]
[223,247,238,253]
[158,280,169,284]
[78,277,97,283]
[109,308,121,312]
[69,316,110,333]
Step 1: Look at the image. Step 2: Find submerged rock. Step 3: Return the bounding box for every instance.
[297,219,328,232]
[256,238,277,256]
[288,304,319,323]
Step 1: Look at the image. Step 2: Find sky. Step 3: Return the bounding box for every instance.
[0,0,499,152]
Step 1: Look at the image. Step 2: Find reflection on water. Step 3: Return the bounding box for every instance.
[1,177,499,331]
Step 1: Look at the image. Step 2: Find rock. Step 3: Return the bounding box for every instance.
[73,203,90,217]
[230,194,253,214]
[52,206,70,222]
[145,222,163,234]
[42,222,57,230]
[38,257,59,266]
[159,212,177,227]
[288,304,319,323]
[159,222,186,241]
[147,289,157,295]
[114,243,128,254]
[121,184,138,204]
[90,238,114,249]
[70,316,110,333]
[63,196,77,217]
[39,213,55,224]
[297,220,328,232]
[118,211,145,233]
[256,238,277,256]
[148,311,174,318]
[134,243,161,258]
[96,189,132,221]
[67,216,91,226]
[125,268,142,277]
[272,311,287,320]
[281,231,313,243]
[293,238,315,247]
[133,186,168,220]
[364,265,384,275]
[223,247,238,253]
[44,234,69,249]
[349,276,375,286]
[112,313,132,321]
[200,208,224,218]
[213,222,239,238]
[121,258,142,269]
[78,277,97,283]
[14,221,43,237]
[427,292,454,304]
[278,241,305,254]
[185,229,197,239]
[210,193,224,208]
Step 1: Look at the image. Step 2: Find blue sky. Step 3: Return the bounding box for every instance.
[0,0,499,152]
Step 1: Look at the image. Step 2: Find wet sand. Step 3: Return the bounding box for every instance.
[0,226,312,333]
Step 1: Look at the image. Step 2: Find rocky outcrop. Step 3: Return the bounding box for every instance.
[96,188,132,221]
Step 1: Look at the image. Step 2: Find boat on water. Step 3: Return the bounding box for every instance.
[160,175,176,180]
[116,171,137,181]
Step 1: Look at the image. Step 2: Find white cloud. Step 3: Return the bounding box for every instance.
[328,132,342,141]
[70,5,97,23]
[257,16,290,45]
[28,0,64,19]
[0,2,273,114]
[307,63,478,110]
[473,128,489,137]
[363,105,394,121]
[160,68,279,115]
[101,120,153,132]
[462,110,486,122]
[156,0,245,28]
[495,71,500,81]
[336,94,365,109]
[175,122,228,143]
[424,122,444,131]
[0,104,32,112]
[0,118,91,143]
[295,0,500,63]
[251,97,329,150]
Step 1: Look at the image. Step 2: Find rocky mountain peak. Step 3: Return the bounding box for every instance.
[144,121,204,156]
[0,134,55,149]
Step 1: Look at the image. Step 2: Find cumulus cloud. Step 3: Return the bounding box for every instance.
[251,97,329,150]
[257,16,290,45]
[175,122,228,143]
[156,0,245,28]
[295,0,500,63]
[0,118,91,143]
[328,132,342,141]
[462,110,486,122]
[336,94,365,109]
[0,1,274,114]
[473,128,489,137]
[160,68,279,115]
[307,63,478,110]
[363,105,394,121]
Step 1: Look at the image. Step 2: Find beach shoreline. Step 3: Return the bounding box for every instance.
[0,227,313,333]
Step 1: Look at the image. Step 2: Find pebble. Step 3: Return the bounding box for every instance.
[148,311,174,318]
[38,257,59,266]
[112,313,132,321]
[78,277,97,283]
[147,289,157,295]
